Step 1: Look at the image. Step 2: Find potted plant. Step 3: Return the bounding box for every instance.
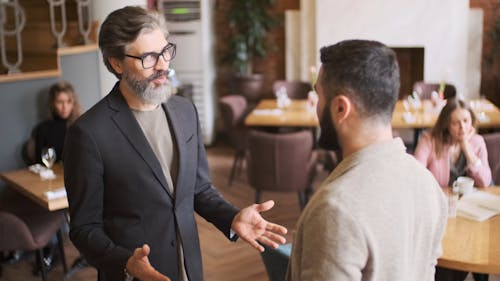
[224,0,277,103]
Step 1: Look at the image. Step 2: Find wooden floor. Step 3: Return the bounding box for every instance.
[0,143,319,281]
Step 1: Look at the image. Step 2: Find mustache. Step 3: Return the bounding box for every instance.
[147,70,169,82]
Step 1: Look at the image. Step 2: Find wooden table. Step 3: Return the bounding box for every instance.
[244,99,319,127]
[0,164,68,211]
[392,99,500,129]
[438,187,500,274]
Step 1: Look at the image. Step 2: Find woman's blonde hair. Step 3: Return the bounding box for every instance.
[430,97,477,157]
[48,81,82,125]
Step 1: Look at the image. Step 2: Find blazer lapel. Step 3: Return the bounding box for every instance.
[107,87,173,200]
[164,100,188,202]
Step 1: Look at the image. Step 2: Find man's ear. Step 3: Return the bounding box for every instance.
[108,57,123,75]
[330,95,352,124]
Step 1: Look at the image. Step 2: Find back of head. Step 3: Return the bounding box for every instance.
[98,6,169,78]
[319,40,400,123]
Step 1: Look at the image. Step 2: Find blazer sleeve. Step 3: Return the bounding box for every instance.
[466,135,492,187]
[63,122,132,271]
[190,103,239,238]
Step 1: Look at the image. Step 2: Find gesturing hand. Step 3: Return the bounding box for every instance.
[231,200,288,252]
[126,244,171,281]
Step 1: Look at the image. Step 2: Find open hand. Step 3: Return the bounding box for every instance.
[231,200,288,252]
[126,244,171,281]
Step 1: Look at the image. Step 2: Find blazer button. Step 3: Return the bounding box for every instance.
[170,240,175,247]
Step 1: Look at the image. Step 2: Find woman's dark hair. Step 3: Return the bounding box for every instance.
[48,81,82,125]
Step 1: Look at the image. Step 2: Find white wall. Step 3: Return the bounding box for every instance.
[92,0,147,97]
[315,0,471,98]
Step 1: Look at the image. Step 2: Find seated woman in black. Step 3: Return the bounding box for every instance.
[34,81,82,163]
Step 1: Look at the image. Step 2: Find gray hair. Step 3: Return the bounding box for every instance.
[98,6,169,78]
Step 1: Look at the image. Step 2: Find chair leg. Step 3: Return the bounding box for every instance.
[56,229,68,273]
[255,190,262,204]
[298,191,307,210]
[36,249,48,281]
[228,152,240,186]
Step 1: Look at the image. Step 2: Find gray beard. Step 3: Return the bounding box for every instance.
[123,70,172,105]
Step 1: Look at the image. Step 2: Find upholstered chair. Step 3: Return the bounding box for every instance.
[246,129,317,209]
[483,132,500,185]
[412,81,457,99]
[218,95,249,186]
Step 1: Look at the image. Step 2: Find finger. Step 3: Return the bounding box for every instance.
[257,236,280,250]
[142,244,150,256]
[266,222,288,235]
[262,231,287,244]
[254,200,275,212]
[241,236,265,252]
[149,269,171,281]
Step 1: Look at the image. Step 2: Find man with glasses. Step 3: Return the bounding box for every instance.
[64,6,287,281]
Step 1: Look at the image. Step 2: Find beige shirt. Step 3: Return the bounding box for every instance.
[133,106,188,281]
[287,138,447,281]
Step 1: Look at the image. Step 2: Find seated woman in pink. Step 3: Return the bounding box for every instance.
[414,97,492,190]
[415,99,491,281]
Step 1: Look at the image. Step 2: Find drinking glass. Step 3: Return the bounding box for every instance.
[41,147,56,170]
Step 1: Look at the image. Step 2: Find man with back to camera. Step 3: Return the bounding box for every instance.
[63,6,287,281]
[286,40,448,280]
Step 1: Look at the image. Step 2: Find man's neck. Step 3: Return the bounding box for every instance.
[340,123,394,159]
[119,80,158,111]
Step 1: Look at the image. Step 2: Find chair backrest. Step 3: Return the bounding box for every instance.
[272,80,312,100]
[0,211,34,251]
[218,95,248,149]
[22,136,37,165]
[483,133,500,185]
[246,129,315,192]
[260,243,292,281]
[412,81,456,99]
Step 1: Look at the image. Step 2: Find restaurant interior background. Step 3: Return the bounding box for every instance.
[0,0,499,193]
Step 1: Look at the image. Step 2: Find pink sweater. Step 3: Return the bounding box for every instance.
[414,131,492,188]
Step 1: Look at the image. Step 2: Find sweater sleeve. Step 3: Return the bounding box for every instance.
[466,135,492,187]
[414,131,433,168]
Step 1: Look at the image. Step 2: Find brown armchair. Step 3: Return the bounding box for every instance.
[272,80,312,99]
[483,132,500,185]
[0,209,67,281]
[412,81,457,99]
[246,129,317,209]
[219,95,248,186]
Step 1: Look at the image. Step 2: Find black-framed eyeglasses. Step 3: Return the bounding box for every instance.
[125,43,176,69]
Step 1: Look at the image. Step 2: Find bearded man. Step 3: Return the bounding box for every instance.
[64,6,287,281]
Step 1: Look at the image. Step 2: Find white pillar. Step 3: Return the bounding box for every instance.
[92,0,148,97]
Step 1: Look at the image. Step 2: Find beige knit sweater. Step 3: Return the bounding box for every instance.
[287,138,447,281]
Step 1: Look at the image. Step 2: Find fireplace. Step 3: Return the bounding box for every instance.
[392,47,424,99]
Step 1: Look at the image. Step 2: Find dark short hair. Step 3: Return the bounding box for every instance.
[319,40,400,123]
[98,6,169,78]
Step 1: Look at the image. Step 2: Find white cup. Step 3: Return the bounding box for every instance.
[452,176,474,195]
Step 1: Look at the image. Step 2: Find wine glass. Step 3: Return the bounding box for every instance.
[41,147,56,170]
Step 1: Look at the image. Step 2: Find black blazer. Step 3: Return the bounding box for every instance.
[64,83,239,281]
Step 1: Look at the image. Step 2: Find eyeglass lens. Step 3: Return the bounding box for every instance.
[142,44,176,68]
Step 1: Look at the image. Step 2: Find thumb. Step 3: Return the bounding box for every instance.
[134,244,150,260]
[255,200,275,212]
